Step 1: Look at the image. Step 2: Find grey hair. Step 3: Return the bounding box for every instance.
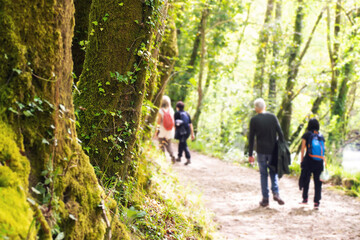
[254,98,266,110]
[161,95,171,108]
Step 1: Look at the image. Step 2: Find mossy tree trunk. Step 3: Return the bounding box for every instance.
[0,0,127,239]
[268,0,282,112]
[328,0,341,112]
[146,16,178,129]
[278,3,324,140]
[192,8,209,136]
[72,0,93,80]
[253,0,274,98]
[75,0,164,178]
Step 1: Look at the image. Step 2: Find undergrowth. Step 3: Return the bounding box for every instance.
[95,142,220,239]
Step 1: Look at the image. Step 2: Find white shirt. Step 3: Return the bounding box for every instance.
[158,107,175,139]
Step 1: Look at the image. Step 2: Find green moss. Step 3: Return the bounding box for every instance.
[0,123,34,239]
[74,0,160,178]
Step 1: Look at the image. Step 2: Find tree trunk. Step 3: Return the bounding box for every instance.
[72,0,93,80]
[253,0,274,97]
[277,0,304,140]
[329,0,342,111]
[278,3,324,140]
[145,15,179,130]
[192,8,209,135]
[0,0,129,239]
[75,0,162,178]
[268,0,282,112]
[144,2,169,103]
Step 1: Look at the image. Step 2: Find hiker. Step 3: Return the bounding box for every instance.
[299,118,326,209]
[174,101,195,165]
[248,98,285,207]
[154,95,176,163]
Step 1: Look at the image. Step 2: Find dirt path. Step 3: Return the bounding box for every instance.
[172,150,360,240]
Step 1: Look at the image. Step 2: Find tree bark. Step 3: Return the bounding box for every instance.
[0,0,128,239]
[75,0,162,178]
[192,8,209,135]
[253,0,275,97]
[278,3,324,140]
[146,15,178,130]
[268,0,282,112]
[329,0,342,111]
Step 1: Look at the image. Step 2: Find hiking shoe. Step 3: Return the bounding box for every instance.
[259,198,269,207]
[176,157,181,162]
[314,202,320,210]
[273,194,285,205]
[300,199,308,204]
[171,156,176,164]
[184,158,191,165]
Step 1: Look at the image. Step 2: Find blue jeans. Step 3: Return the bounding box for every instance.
[257,153,279,199]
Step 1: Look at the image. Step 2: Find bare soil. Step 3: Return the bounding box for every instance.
[172,149,360,240]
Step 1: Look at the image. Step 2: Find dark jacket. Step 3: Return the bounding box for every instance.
[269,140,291,178]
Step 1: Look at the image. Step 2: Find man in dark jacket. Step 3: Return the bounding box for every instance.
[248,98,285,207]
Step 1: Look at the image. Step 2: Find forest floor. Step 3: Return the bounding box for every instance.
[171,148,360,240]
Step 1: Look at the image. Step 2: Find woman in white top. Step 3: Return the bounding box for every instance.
[154,95,175,163]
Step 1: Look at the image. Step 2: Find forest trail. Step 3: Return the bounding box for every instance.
[172,149,360,240]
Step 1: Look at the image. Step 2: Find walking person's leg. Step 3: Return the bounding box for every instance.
[164,139,176,163]
[159,138,166,152]
[184,139,191,165]
[267,155,284,205]
[177,141,184,162]
[302,170,311,203]
[257,154,269,206]
[313,169,322,208]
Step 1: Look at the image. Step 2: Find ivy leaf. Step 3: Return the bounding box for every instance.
[27,198,36,206]
[12,68,22,74]
[55,232,65,240]
[23,110,33,117]
[8,107,19,114]
[31,187,41,195]
[69,214,77,221]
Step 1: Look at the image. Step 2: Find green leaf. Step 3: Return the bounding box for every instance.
[12,68,22,74]
[27,198,36,206]
[31,187,41,195]
[119,2,124,6]
[42,138,50,145]
[92,21,98,26]
[23,110,33,117]
[8,107,19,114]
[44,178,51,185]
[55,232,65,240]
[69,214,77,221]
[41,170,49,176]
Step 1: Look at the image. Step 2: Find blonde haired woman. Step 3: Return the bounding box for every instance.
[154,95,176,163]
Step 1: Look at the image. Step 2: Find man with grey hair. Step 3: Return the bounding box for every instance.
[248,98,285,207]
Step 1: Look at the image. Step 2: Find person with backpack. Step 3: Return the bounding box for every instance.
[299,118,326,209]
[154,95,176,163]
[174,101,195,165]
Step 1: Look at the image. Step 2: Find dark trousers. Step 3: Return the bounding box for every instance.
[302,168,322,203]
[178,140,190,159]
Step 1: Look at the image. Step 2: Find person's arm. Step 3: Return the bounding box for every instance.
[275,116,285,142]
[300,139,306,162]
[189,123,195,140]
[248,118,255,163]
